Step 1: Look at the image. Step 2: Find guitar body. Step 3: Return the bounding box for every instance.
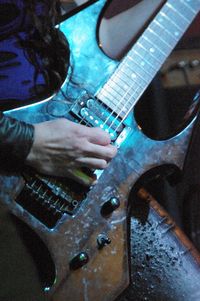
[1,0,200,300]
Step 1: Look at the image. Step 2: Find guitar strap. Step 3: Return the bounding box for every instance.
[179,91,200,251]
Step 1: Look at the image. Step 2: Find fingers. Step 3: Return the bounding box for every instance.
[77,141,117,161]
[75,157,109,169]
[86,127,112,146]
[29,119,118,186]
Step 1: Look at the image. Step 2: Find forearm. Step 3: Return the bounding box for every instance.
[0,112,34,172]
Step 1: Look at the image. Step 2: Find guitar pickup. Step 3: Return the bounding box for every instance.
[70,95,124,142]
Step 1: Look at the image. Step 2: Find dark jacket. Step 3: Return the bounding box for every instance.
[0,112,34,172]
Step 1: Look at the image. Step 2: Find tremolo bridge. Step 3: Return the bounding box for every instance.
[16,171,90,229]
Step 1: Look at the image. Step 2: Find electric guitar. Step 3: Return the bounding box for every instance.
[1,0,200,300]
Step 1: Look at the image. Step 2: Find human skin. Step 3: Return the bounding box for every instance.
[26,119,117,185]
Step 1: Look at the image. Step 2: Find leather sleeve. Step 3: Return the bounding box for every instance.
[0,112,34,172]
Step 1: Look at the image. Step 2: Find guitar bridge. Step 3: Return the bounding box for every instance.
[15,172,90,229]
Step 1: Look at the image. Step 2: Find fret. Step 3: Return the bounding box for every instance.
[109,77,142,110]
[106,73,128,94]
[113,71,141,92]
[134,42,161,67]
[140,35,166,61]
[181,0,200,13]
[121,58,151,83]
[104,82,126,103]
[116,91,141,116]
[100,85,120,104]
[102,81,125,101]
[97,0,200,117]
[111,68,133,88]
[134,40,160,61]
[108,76,131,98]
[118,64,148,88]
[160,11,181,32]
[164,3,191,28]
[100,86,139,118]
[99,88,116,105]
[150,20,178,45]
[102,77,138,110]
[126,54,153,77]
[127,53,156,78]
[132,49,159,76]
[147,27,171,48]
[157,10,182,42]
[103,78,135,109]
[145,31,171,62]
[166,2,192,23]
[99,90,119,112]
[114,68,149,106]
[146,28,171,55]
[98,97,129,118]
[107,79,126,97]
[120,58,147,82]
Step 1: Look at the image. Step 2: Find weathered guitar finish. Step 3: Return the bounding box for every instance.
[1,0,200,300]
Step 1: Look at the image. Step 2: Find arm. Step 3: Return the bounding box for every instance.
[0,112,34,172]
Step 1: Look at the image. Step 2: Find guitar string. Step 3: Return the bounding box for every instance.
[100,0,193,136]
[104,42,167,132]
[59,4,166,128]
[91,6,171,133]
[99,4,173,133]
[74,7,168,131]
[109,5,192,131]
[70,0,185,130]
[57,0,191,139]
[79,0,189,138]
[40,0,194,188]
[96,0,186,123]
[33,3,166,194]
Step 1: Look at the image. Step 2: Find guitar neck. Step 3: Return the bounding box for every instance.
[97,0,200,119]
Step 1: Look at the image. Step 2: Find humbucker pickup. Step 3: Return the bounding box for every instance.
[70,94,124,142]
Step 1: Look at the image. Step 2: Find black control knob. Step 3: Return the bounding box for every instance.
[69,252,89,270]
[97,234,111,249]
[101,197,120,216]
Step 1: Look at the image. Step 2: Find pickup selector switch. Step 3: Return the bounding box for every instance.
[97,234,111,249]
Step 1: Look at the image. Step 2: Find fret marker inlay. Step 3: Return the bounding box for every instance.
[96,0,200,119]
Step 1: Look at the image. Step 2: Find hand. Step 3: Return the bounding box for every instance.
[26,118,117,185]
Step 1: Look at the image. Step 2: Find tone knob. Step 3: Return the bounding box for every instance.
[69,252,89,270]
[101,197,120,216]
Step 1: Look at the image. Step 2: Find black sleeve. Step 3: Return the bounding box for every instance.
[0,112,34,172]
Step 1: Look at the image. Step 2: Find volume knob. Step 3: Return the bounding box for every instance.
[101,197,120,216]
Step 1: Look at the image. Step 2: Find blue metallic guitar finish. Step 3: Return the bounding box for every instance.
[1,0,200,300]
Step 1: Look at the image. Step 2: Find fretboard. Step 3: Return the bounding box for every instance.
[97,0,200,119]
